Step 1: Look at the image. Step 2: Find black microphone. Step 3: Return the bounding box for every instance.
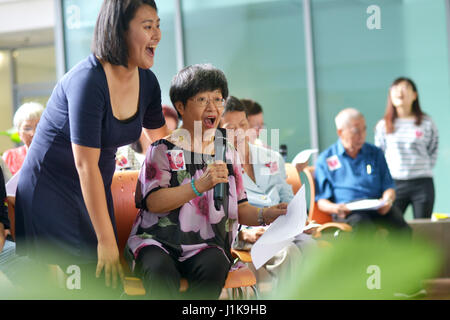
[214,128,227,211]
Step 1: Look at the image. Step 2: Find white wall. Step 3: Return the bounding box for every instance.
[0,0,55,34]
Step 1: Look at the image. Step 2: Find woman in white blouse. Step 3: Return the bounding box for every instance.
[375,77,439,219]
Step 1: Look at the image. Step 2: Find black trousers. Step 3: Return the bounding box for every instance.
[394,177,435,219]
[134,245,231,300]
[339,206,412,239]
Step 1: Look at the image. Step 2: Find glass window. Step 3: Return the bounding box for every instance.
[61,0,177,106]
[0,50,14,153]
[311,0,450,215]
[15,46,56,84]
[182,0,309,159]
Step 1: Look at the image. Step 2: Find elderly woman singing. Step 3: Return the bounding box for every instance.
[126,64,287,299]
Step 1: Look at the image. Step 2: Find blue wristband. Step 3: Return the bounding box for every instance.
[191,178,203,197]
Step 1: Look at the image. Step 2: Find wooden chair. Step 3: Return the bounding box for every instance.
[284,162,302,195]
[111,170,257,299]
[302,166,352,237]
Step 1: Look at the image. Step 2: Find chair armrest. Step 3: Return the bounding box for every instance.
[231,249,252,263]
[313,222,352,238]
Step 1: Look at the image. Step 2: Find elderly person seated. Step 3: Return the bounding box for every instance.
[162,104,179,132]
[315,108,411,237]
[125,64,287,300]
[221,96,314,288]
[2,102,44,175]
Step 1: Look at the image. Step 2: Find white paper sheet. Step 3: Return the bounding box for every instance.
[5,170,20,197]
[291,149,318,165]
[345,199,385,211]
[250,185,307,269]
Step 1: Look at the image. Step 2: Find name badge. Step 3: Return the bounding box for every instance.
[326,155,342,171]
[415,130,424,138]
[166,150,186,171]
[261,161,279,176]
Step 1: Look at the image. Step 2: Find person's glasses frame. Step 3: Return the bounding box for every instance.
[189,96,225,108]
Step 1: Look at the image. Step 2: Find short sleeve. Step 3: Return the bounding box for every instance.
[135,142,172,209]
[66,70,105,148]
[143,74,165,130]
[314,157,334,202]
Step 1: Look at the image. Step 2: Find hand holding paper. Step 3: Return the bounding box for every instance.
[251,185,308,269]
[345,199,386,211]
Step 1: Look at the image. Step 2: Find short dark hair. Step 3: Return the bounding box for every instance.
[240,99,263,116]
[169,64,229,118]
[92,0,158,68]
[224,96,247,116]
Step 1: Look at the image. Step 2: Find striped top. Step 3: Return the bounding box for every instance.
[374,116,438,180]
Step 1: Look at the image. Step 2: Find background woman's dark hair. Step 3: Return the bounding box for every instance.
[224,96,247,116]
[92,0,158,68]
[384,77,424,133]
[240,99,263,116]
[169,64,229,118]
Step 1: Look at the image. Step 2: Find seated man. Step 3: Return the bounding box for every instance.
[221,96,311,288]
[315,108,411,237]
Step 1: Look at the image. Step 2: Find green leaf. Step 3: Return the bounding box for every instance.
[158,217,177,228]
[0,128,21,143]
[137,232,153,239]
[225,218,236,233]
[177,170,191,185]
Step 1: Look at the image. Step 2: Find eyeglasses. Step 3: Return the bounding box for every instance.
[189,96,225,108]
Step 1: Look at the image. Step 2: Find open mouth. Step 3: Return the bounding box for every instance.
[146,47,155,57]
[203,116,217,128]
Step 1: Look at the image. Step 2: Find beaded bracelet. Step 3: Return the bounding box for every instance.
[191,178,203,197]
[257,207,267,226]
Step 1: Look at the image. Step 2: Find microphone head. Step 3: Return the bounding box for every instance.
[214,128,227,161]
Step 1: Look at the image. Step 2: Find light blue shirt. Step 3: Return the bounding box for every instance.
[243,143,294,207]
[315,140,395,204]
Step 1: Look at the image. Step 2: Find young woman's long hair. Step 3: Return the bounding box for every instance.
[384,77,424,133]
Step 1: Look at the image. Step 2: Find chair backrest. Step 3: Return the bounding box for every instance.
[302,166,332,224]
[284,162,302,195]
[111,170,140,264]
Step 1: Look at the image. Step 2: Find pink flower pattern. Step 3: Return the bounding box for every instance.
[126,140,247,268]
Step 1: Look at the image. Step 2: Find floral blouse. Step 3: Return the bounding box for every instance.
[126,139,248,271]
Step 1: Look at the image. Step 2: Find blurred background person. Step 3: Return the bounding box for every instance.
[221,96,307,290]
[162,104,179,132]
[116,105,179,171]
[240,98,265,146]
[2,102,44,176]
[316,108,411,238]
[375,78,439,219]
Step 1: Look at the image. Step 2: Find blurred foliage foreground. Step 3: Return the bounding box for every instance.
[0,229,444,300]
[269,229,444,300]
